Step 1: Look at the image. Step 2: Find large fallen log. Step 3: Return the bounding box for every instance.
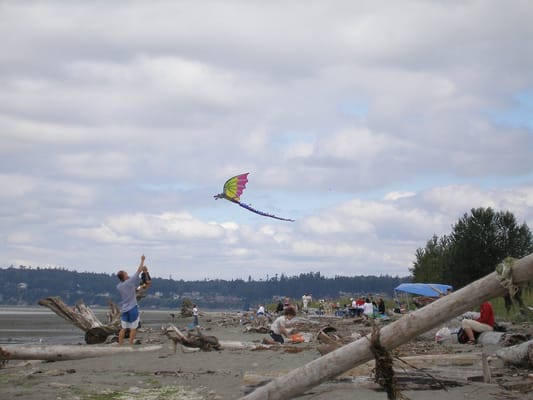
[240,253,533,400]
[243,371,466,395]
[0,344,162,362]
[243,352,482,383]
[38,297,121,344]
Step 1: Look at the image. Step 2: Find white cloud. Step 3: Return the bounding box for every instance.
[1,1,532,280]
[383,191,416,201]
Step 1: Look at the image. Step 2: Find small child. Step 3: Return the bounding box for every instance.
[265,306,296,344]
[138,266,151,290]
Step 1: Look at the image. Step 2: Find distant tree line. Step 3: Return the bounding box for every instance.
[0,267,410,309]
[5,207,529,310]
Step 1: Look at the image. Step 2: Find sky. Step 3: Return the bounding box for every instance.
[1,1,532,281]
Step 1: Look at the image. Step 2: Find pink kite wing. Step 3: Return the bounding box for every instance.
[222,173,249,201]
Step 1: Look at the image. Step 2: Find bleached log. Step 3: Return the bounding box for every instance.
[163,324,273,351]
[163,324,221,351]
[38,297,121,337]
[243,352,482,385]
[38,297,122,344]
[0,344,162,362]
[240,253,533,400]
[219,341,267,350]
[476,331,505,345]
[495,339,533,367]
[475,330,529,348]
[243,361,476,395]
[38,297,109,331]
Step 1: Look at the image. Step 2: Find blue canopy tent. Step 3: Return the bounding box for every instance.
[394,283,453,311]
[395,283,453,297]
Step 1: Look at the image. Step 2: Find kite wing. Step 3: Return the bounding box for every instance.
[214,172,294,222]
[222,173,249,201]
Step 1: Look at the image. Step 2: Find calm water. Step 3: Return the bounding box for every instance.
[0,306,180,345]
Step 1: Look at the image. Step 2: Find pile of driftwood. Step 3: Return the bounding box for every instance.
[239,253,533,400]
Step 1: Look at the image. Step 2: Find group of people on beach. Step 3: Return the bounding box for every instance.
[115,255,496,347]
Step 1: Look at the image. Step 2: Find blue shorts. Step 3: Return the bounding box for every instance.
[121,305,139,329]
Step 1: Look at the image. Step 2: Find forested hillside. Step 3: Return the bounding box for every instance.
[0,266,410,309]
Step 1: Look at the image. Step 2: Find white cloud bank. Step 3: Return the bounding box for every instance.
[1,1,532,280]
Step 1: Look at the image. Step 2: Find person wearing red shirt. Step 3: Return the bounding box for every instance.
[461,301,495,344]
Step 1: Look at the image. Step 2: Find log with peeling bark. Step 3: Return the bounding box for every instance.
[239,253,533,400]
[0,344,162,363]
[495,339,533,367]
[38,296,121,344]
[164,325,275,352]
[476,330,529,347]
[164,324,221,352]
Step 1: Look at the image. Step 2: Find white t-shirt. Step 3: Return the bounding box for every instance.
[363,302,374,316]
[270,315,291,335]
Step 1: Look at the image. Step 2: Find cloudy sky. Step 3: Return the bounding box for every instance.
[1,1,532,281]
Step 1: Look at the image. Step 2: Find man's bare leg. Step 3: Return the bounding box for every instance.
[118,328,126,345]
[129,328,137,345]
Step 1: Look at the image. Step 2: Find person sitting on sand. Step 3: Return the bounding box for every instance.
[265,306,296,344]
[461,301,494,344]
[362,298,374,319]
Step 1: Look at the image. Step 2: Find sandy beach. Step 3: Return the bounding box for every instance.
[1,307,532,399]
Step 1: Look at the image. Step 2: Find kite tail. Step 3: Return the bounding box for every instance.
[235,200,295,222]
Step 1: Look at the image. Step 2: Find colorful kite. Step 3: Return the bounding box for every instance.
[214,173,295,222]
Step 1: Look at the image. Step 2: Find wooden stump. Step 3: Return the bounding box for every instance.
[38,297,120,344]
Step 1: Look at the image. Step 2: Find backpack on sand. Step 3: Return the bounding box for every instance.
[457,328,469,344]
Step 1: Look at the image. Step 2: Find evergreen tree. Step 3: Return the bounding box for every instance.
[412,207,533,289]
[411,234,451,283]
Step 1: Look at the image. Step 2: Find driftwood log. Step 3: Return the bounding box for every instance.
[0,344,162,363]
[476,330,530,347]
[495,339,533,367]
[242,352,482,394]
[244,352,482,381]
[164,324,221,352]
[164,325,279,352]
[38,296,121,344]
[240,253,533,400]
